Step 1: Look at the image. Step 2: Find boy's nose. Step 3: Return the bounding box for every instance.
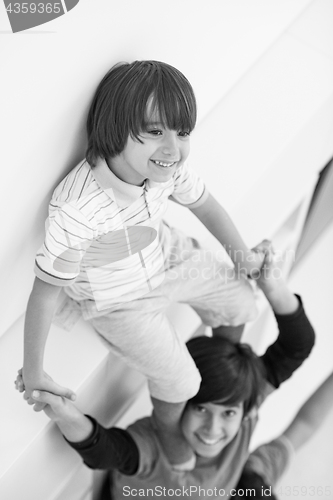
[204,416,223,436]
[161,132,179,156]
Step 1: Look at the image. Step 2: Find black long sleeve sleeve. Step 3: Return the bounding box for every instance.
[261,295,315,389]
[66,416,139,475]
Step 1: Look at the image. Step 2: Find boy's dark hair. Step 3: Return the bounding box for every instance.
[86,60,197,167]
[186,336,266,415]
[235,469,277,500]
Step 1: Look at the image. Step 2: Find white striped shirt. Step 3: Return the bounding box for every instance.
[35,158,208,318]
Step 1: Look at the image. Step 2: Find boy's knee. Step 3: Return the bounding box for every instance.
[149,365,201,404]
[184,367,201,400]
[227,301,258,326]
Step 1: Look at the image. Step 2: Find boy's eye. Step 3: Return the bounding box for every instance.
[193,405,207,413]
[147,129,163,136]
[178,130,190,137]
[224,409,237,418]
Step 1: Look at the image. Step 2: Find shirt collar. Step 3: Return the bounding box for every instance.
[91,157,145,208]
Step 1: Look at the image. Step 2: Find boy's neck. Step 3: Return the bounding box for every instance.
[106,157,145,187]
[195,453,220,467]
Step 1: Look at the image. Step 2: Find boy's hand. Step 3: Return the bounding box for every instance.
[252,240,280,289]
[17,376,93,442]
[29,389,82,423]
[245,239,272,279]
[15,369,76,412]
[251,242,298,315]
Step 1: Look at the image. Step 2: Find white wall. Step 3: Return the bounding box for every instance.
[0,0,315,337]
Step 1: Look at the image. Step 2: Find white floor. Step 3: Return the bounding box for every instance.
[251,222,333,499]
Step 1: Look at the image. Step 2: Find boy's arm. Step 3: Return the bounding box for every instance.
[255,251,315,389]
[20,388,139,474]
[190,192,264,275]
[23,277,76,406]
[256,262,299,316]
[283,371,333,451]
[260,295,315,390]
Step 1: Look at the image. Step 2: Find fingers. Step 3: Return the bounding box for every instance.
[14,369,25,392]
[15,378,25,393]
[15,368,76,419]
[15,374,76,401]
[22,389,60,412]
[33,402,47,412]
[31,390,64,409]
[29,392,47,411]
[253,239,274,256]
[253,240,275,268]
[46,381,76,402]
[20,388,50,411]
[22,390,39,407]
[15,376,46,410]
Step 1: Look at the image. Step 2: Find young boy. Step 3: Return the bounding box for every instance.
[235,369,333,499]
[18,250,315,498]
[22,60,266,467]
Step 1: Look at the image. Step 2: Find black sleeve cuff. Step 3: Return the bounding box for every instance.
[64,416,139,475]
[273,294,303,321]
[64,415,99,450]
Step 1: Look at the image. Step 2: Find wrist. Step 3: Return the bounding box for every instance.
[242,250,265,277]
[23,365,43,376]
[58,414,94,443]
[257,277,286,294]
[22,366,45,386]
[260,283,299,315]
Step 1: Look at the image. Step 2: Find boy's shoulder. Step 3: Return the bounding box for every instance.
[52,159,95,206]
[244,436,293,487]
[125,416,161,474]
[50,159,121,223]
[126,416,157,443]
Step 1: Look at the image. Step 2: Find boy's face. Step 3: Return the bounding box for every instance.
[109,108,191,186]
[181,401,244,462]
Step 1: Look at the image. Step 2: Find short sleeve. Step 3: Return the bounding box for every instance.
[245,436,294,486]
[170,162,208,208]
[35,202,94,286]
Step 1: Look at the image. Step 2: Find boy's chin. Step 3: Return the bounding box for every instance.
[195,443,226,459]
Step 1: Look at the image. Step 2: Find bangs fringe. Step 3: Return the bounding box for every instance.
[187,336,265,414]
[130,62,197,139]
[86,60,197,166]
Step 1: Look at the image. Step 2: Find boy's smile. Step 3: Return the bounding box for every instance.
[107,112,191,186]
[181,401,244,462]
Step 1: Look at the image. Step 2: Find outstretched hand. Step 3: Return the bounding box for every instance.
[251,241,299,314]
[15,368,76,412]
[246,239,273,279]
[251,240,283,291]
[16,371,93,442]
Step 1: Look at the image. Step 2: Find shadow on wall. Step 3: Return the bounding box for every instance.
[293,158,333,270]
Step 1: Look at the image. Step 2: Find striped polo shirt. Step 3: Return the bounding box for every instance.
[35,158,208,317]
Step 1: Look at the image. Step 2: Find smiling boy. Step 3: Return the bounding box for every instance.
[107,104,191,186]
[181,400,244,463]
[18,249,315,498]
